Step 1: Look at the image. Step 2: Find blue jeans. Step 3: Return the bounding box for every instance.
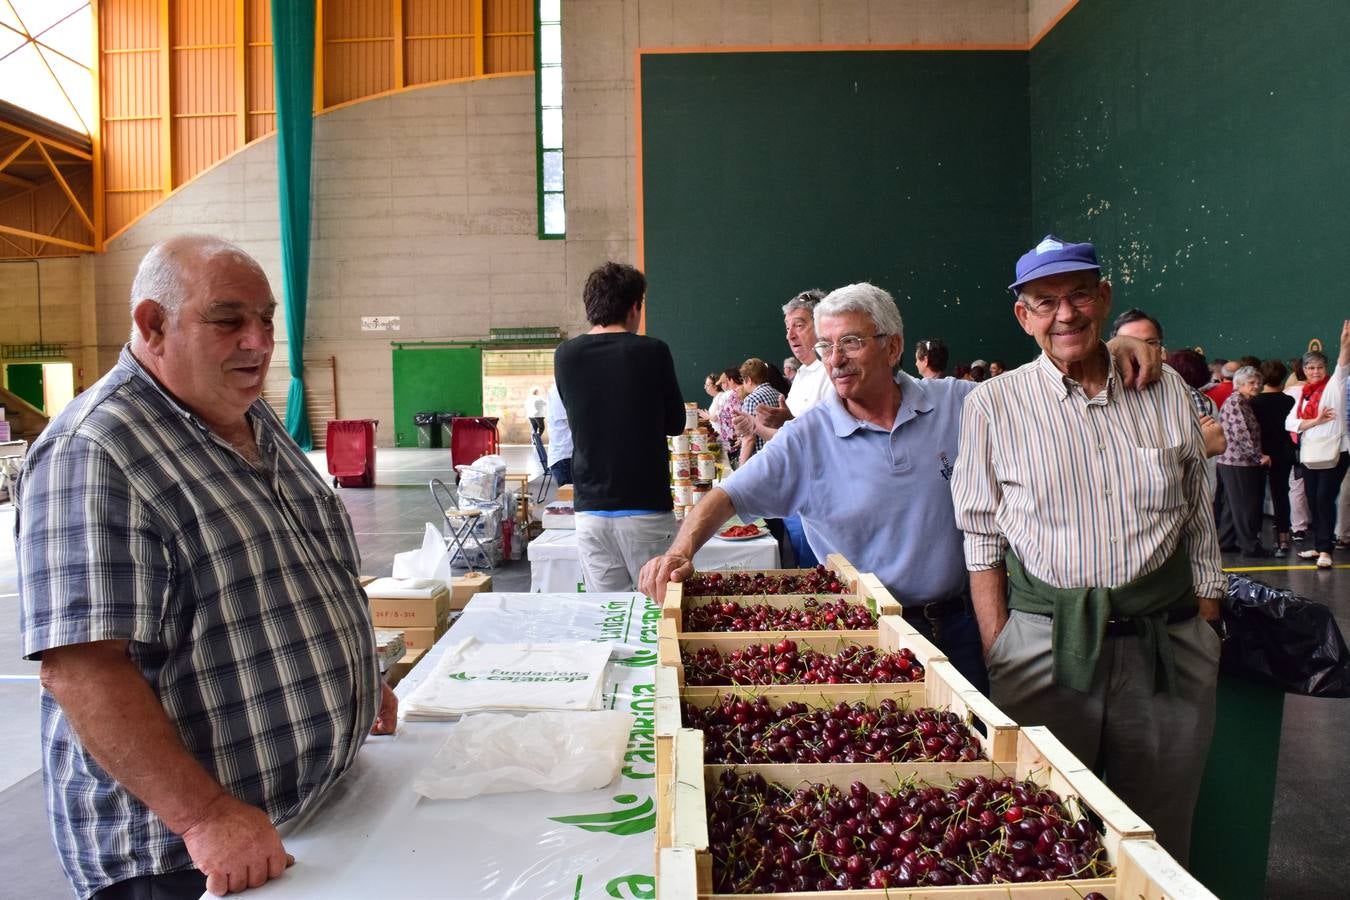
[782,514,818,567]
[907,607,989,696]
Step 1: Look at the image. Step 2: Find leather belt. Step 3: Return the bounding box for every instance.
[1102,607,1197,637]
[1022,606,1197,636]
[901,595,968,624]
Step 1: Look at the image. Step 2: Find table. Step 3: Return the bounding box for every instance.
[527,526,779,592]
[228,592,662,899]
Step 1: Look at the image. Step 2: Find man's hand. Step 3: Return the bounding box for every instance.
[371,683,398,735]
[1260,454,1272,467]
[1106,334,1162,390]
[754,396,792,430]
[180,792,293,896]
[1198,596,1222,623]
[638,553,694,603]
[731,409,755,439]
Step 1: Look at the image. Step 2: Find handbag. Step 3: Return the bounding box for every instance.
[1299,426,1341,468]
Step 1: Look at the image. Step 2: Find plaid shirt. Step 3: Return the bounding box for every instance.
[740,383,784,455]
[16,347,379,898]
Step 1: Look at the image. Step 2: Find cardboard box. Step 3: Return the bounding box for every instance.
[401,623,445,653]
[386,647,426,688]
[367,589,449,629]
[450,572,492,609]
[556,484,573,501]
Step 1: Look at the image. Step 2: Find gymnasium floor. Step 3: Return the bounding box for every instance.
[0,449,1346,898]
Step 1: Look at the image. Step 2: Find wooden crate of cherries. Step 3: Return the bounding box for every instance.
[655,726,1220,898]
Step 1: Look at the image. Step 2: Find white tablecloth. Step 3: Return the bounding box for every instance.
[230,592,662,900]
[527,527,779,592]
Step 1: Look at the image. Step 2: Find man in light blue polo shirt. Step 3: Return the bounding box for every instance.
[640,282,988,687]
[639,281,1161,694]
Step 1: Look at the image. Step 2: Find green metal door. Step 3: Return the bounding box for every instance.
[391,347,484,448]
[4,364,45,411]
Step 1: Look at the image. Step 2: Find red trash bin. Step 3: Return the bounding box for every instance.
[449,416,500,468]
[326,419,378,487]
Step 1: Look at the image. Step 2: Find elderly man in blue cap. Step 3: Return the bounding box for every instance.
[951,236,1224,864]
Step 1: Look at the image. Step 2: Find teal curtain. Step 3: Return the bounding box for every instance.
[271,1,315,449]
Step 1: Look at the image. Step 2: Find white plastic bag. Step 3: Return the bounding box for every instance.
[412,710,636,800]
[391,523,451,583]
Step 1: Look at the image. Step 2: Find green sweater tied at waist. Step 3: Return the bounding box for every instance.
[1005,546,1196,694]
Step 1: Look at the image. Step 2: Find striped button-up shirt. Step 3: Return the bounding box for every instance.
[17,347,380,898]
[951,352,1224,599]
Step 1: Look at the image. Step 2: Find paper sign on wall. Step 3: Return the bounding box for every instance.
[362,316,401,331]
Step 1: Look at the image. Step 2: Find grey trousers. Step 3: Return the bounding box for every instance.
[575,511,677,593]
[987,610,1221,866]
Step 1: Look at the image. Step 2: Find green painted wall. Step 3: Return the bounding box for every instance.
[640,51,1031,401]
[1030,0,1350,360]
[390,347,483,448]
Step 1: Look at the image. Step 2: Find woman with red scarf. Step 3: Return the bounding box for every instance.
[1285,321,1350,569]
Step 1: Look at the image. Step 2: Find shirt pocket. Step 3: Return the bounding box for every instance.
[1128,445,1186,513]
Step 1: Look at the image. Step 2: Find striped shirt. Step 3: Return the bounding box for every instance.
[951,351,1224,599]
[16,347,380,898]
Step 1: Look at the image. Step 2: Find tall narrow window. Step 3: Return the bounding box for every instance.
[535,0,563,238]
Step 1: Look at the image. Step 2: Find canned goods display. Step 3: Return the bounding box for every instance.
[692,483,710,504]
[673,479,693,506]
[697,452,717,481]
[684,403,700,431]
[671,453,694,480]
[670,433,692,454]
[690,431,709,453]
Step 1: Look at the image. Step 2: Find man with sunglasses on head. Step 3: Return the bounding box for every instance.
[640,280,1163,693]
[950,235,1223,865]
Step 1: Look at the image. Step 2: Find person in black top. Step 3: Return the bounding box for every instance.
[554,262,686,591]
[1250,358,1297,557]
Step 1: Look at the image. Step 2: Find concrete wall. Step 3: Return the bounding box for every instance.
[0,256,98,391]
[60,1,1070,441]
[93,74,565,438]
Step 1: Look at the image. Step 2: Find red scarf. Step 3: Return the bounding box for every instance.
[1299,380,1327,420]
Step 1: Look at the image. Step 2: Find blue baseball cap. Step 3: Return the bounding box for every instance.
[1008,235,1100,294]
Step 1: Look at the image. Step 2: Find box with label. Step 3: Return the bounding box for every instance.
[450,572,492,609]
[365,578,450,628]
[401,623,446,653]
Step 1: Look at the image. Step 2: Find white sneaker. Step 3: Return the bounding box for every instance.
[1317,553,1333,569]
[1297,549,1320,560]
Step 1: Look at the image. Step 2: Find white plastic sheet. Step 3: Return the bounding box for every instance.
[526,527,780,592]
[239,592,662,900]
[413,710,635,799]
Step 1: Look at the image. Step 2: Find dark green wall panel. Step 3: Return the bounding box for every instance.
[1030,0,1350,360]
[640,51,1032,400]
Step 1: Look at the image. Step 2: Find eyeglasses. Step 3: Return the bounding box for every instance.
[1019,288,1099,318]
[812,333,888,359]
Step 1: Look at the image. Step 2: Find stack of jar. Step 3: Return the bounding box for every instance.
[669,402,720,520]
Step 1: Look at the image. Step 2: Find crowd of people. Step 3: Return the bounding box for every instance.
[13,231,1348,898]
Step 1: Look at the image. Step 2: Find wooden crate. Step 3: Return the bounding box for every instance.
[658,615,947,694]
[665,570,902,639]
[657,659,1018,767]
[658,838,1217,899]
[662,554,862,622]
[660,726,1168,900]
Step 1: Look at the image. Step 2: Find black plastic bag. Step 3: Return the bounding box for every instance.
[1222,574,1350,697]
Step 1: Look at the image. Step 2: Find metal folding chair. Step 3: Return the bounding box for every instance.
[429,478,494,572]
[530,431,553,503]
